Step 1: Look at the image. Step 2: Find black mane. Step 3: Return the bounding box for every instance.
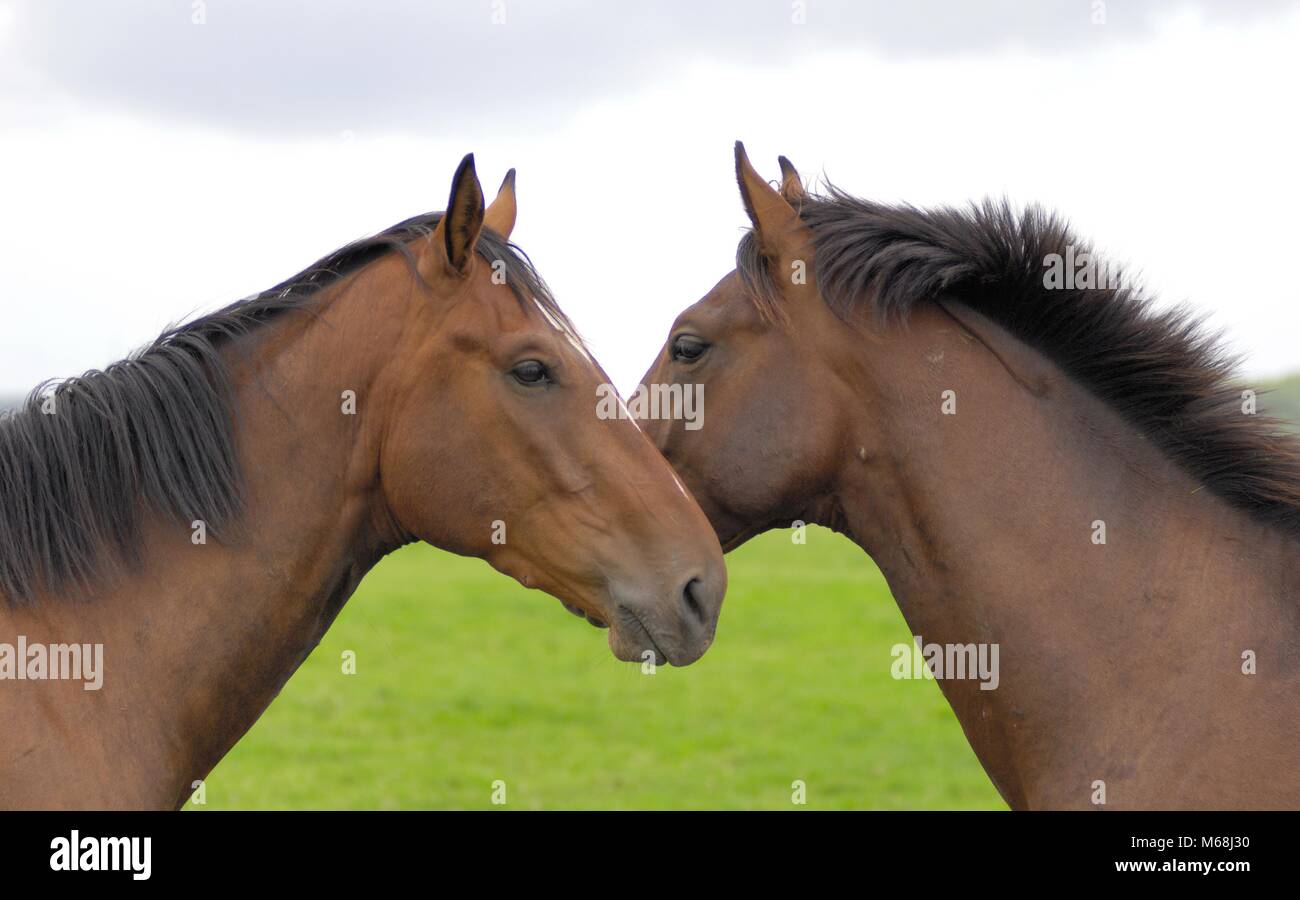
[737,186,1300,536]
[0,213,568,603]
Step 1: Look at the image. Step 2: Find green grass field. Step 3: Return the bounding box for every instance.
[190,527,1004,810]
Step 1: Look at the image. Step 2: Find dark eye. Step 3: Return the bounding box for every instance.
[671,334,709,363]
[510,360,551,386]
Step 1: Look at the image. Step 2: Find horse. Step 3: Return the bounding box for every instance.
[0,154,726,810]
[636,142,1299,809]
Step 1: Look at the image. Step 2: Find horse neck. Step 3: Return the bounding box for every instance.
[9,264,410,808]
[824,302,1299,808]
[153,269,416,797]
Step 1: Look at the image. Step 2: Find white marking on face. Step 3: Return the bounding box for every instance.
[670,470,689,498]
[616,394,643,431]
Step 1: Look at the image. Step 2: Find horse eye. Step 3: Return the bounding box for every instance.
[671,335,709,363]
[511,360,550,385]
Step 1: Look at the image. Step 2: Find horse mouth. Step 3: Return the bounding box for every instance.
[564,597,667,662]
[612,604,671,666]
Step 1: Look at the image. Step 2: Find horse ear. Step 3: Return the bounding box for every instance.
[735,141,805,262]
[427,153,485,278]
[777,155,806,204]
[482,168,517,241]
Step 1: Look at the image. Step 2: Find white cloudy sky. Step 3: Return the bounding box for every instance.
[1,0,1298,397]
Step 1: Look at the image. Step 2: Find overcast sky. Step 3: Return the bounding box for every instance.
[2,0,1298,397]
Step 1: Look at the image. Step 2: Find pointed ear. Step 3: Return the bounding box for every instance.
[482,168,517,240]
[777,155,806,204]
[428,153,485,278]
[735,141,806,263]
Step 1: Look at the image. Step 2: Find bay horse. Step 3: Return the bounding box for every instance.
[0,154,726,810]
[638,142,1299,809]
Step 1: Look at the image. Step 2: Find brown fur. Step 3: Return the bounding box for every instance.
[0,155,726,809]
[638,143,1298,810]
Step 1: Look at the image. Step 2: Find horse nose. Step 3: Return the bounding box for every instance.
[682,577,708,624]
[608,555,727,667]
[669,564,726,665]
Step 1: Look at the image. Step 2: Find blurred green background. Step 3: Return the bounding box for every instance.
[1259,372,1300,429]
[186,375,1300,810]
[189,527,1001,810]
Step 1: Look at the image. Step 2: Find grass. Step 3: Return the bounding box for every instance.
[189,527,1004,810]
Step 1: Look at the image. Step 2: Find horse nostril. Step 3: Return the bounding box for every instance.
[682,577,707,625]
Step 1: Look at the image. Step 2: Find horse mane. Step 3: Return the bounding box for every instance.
[0,212,570,603]
[737,185,1300,537]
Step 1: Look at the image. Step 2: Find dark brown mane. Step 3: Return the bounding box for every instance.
[0,213,568,604]
[737,186,1300,536]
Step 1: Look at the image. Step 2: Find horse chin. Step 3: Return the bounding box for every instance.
[689,493,771,553]
[560,599,609,629]
[720,530,753,553]
[718,520,771,553]
[607,622,670,667]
